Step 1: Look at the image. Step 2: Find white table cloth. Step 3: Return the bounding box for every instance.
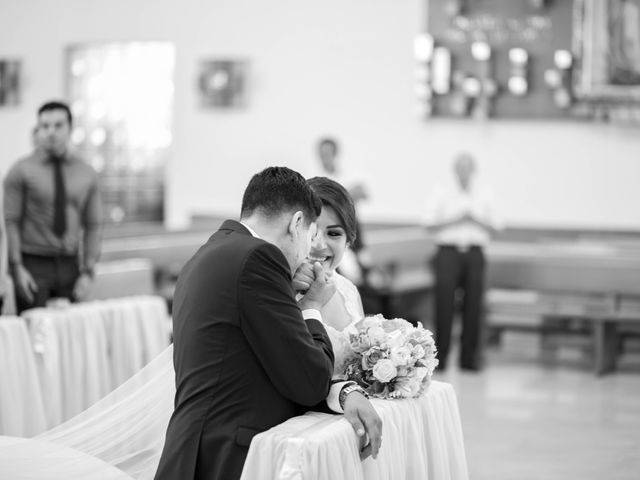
[241,381,468,480]
[0,436,134,479]
[22,296,170,428]
[101,296,170,387]
[29,341,466,480]
[0,317,47,436]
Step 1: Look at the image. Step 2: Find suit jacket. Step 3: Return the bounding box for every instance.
[155,220,335,480]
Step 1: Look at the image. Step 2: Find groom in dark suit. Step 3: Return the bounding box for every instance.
[155,167,381,480]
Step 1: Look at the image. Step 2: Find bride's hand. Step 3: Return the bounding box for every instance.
[292,260,314,293]
[298,262,336,311]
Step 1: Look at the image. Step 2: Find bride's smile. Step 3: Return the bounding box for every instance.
[308,255,333,272]
[309,205,349,274]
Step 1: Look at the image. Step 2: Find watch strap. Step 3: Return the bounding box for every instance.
[339,383,370,409]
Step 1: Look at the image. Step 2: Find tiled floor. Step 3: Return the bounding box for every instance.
[434,333,640,480]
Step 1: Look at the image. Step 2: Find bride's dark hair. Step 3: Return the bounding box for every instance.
[307,176,357,245]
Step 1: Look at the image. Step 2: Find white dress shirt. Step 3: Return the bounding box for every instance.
[423,181,502,248]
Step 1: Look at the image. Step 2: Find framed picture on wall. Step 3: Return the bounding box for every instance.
[198,59,248,108]
[574,0,640,102]
[0,59,21,106]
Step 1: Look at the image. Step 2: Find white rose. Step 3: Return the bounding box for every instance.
[389,345,412,367]
[382,318,412,333]
[386,329,405,349]
[411,344,426,360]
[367,326,387,345]
[361,314,384,329]
[372,359,397,383]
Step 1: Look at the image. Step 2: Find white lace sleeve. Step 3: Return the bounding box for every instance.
[334,272,364,326]
[323,325,351,378]
[324,273,365,377]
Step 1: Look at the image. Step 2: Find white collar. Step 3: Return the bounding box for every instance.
[240,221,261,239]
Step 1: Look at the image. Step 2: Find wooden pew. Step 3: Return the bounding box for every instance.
[88,258,156,301]
[486,241,640,374]
[101,230,210,274]
[98,225,640,376]
[100,226,439,319]
[361,227,435,323]
[365,227,436,294]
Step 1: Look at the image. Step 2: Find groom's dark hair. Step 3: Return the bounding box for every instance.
[240,166,322,224]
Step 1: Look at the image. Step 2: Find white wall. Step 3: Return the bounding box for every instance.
[1,0,639,230]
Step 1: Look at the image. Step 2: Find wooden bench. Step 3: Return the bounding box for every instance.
[365,227,435,294]
[98,225,436,321]
[101,230,210,275]
[89,258,156,301]
[362,227,435,323]
[485,241,640,374]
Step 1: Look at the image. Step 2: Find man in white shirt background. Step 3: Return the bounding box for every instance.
[423,152,502,371]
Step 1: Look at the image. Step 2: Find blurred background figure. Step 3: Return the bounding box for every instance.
[423,152,502,372]
[0,184,7,314]
[315,136,371,284]
[31,125,41,148]
[3,101,103,313]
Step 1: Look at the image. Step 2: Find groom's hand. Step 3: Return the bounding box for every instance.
[343,393,383,460]
[292,260,314,293]
[298,262,335,311]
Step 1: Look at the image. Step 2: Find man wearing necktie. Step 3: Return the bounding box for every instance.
[4,101,103,313]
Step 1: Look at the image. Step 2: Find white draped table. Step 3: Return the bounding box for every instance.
[35,352,467,480]
[21,296,171,429]
[1,334,467,480]
[241,381,469,480]
[0,317,47,436]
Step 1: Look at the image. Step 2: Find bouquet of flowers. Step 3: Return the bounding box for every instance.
[339,314,439,399]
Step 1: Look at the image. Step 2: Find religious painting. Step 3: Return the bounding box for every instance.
[574,0,640,101]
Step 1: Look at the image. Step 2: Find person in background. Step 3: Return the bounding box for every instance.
[32,125,41,148]
[317,138,368,209]
[423,152,502,371]
[315,137,374,293]
[3,100,103,313]
[0,187,7,314]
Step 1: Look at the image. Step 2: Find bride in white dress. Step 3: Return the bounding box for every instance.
[292,176,366,373]
[9,177,370,480]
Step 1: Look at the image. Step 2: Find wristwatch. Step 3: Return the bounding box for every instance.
[339,383,370,409]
